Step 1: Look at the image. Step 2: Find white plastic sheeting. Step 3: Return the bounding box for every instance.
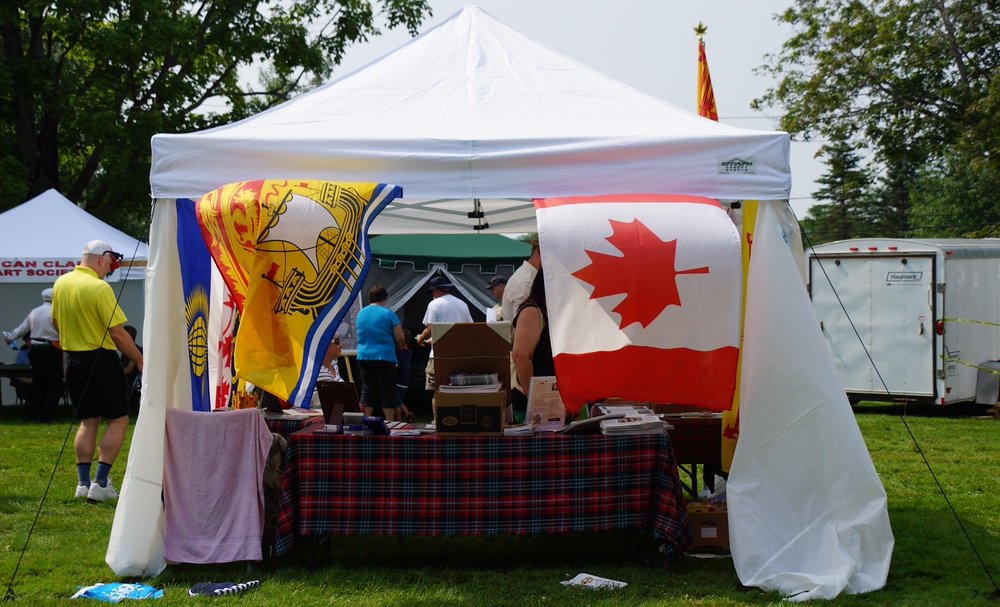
[106,202,181,576]
[728,201,893,601]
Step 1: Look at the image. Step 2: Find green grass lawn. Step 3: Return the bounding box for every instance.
[1,404,998,606]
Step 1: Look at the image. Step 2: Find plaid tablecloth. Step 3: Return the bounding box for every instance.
[263,414,323,439]
[666,417,722,465]
[274,429,691,557]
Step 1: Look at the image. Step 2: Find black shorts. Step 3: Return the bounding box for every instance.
[65,349,130,420]
[359,359,400,410]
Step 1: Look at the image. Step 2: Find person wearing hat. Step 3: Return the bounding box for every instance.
[484,275,508,322]
[501,234,541,321]
[3,287,63,422]
[415,273,472,391]
[52,239,143,502]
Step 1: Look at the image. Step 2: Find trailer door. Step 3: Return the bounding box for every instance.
[810,255,935,399]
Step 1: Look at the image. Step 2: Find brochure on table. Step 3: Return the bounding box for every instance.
[525,376,566,431]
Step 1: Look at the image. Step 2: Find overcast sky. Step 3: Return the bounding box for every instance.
[320,0,823,218]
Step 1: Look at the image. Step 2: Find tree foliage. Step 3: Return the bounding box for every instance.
[755,0,1000,241]
[0,0,431,236]
[798,138,873,244]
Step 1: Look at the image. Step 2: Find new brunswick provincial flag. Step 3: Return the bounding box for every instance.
[196,180,401,407]
[535,194,741,415]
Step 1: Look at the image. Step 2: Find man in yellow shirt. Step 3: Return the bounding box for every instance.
[52,240,144,502]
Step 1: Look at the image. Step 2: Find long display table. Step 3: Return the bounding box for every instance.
[274,428,692,559]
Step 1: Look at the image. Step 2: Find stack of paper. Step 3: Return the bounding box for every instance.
[437,382,502,393]
[449,372,499,386]
[600,414,666,436]
[386,421,436,435]
[596,403,655,417]
[276,407,323,420]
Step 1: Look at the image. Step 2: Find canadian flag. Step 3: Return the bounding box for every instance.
[535,194,741,414]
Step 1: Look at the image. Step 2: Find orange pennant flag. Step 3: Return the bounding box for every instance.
[697,35,719,121]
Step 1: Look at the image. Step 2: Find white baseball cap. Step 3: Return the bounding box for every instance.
[82,240,116,256]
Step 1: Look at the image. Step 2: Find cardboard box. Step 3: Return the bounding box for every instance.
[434,390,506,436]
[686,502,730,552]
[431,322,512,395]
[431,322,512,433]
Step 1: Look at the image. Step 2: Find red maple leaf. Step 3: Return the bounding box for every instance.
[572,218,709,329]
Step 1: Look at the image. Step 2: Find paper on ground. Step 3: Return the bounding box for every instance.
[561,573,627,589]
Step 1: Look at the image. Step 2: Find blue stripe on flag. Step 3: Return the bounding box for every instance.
[176,198,213,411]
[287,184,402,407]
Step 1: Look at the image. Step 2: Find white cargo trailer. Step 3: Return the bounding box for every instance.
[808,238,1000,405]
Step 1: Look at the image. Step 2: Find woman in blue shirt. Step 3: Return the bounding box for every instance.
[355,285,405,420]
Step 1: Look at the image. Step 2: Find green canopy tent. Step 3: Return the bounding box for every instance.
[360,234,530,325]
[369,233,530,273]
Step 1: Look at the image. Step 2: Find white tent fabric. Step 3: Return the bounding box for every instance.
[0,189,148,282]
[110,5,892,599]
[729,201,893,600]
[370,262,499,316]
[149,6,789,234]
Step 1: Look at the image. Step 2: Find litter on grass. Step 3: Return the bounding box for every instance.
[71,582,163,602]
[561,573,627,589]
[188,580,261,596]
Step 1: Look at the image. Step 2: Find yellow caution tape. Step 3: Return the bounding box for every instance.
[940,317,1000,328]
[941,355,1000,376]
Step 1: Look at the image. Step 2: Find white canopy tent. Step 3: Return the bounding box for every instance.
[149,6,789,230]
[0,190,147,403]
[0,189,148,282]
[113,5,891,600]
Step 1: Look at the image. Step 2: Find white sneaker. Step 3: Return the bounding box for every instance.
[74,484,90,499]
[87,478,118,503]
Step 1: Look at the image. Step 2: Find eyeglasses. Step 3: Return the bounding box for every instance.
[103,250,124,261]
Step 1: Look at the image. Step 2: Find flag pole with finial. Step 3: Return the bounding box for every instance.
[694,22,719,121]
[697,19,752,477]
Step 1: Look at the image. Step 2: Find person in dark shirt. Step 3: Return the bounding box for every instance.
[395,328,413,420]
[120,325,143,411]
[511,269,554,423]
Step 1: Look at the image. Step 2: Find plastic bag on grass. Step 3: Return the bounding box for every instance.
[71,582,163,602]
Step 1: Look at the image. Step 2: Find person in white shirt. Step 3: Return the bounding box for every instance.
[3,287,63,422]
[484,274,508,322]
[415,273,473,391]
[501,235,541,322]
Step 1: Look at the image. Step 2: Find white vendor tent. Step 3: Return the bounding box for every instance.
[113,5,892,601]
[0,189,148,282]
[149,9,789,232]
[0,190,147,403]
